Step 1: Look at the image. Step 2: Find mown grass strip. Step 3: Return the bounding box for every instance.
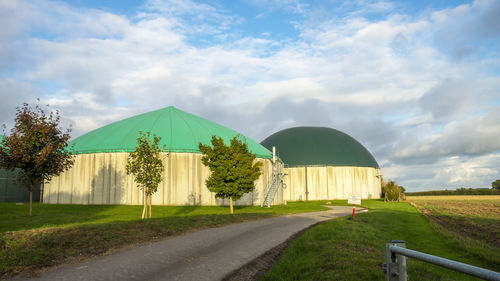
[408,196,500,270]
[0,201,332,233]
[261,200,500,281]
[0,201,331,278]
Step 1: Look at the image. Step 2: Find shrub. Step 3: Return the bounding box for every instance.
[383,180,403,202]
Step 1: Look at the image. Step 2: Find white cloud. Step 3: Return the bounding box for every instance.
[433,154,500,188]
[430,0,500,59]
[0,0,499,190]
[384,154,500,190]
[144,0,244,35]
[392,105,500,164]
[0,78,42,131]
[243,0,308,14]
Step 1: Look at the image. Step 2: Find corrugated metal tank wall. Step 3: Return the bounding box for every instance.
[282,166,381,201]
[44,152,280,206]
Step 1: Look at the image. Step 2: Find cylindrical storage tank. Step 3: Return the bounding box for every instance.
[44,107,281,206]
[261,127,381,201]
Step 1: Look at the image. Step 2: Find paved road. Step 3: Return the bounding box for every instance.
[12,206,359,281]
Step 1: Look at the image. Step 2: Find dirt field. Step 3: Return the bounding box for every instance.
[407,195,500,217]
[407,195,500,252]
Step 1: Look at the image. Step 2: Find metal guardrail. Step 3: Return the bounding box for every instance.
[384,240,500,281]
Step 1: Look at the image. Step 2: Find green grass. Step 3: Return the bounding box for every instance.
[0,201,331,233]
[0,201,330,278]
[408,196,500,272]
[261,200,500,281]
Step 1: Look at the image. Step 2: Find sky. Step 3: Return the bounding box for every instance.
[1,0,499,191]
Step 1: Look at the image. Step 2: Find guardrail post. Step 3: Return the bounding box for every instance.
[385,240,407,281]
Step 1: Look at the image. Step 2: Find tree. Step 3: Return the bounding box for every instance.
[199,136,262,214]
[382,180,403,202]
[493,179,500,190]
[398,185,406,201]
[126,131,165,219]
[0,101,74,216]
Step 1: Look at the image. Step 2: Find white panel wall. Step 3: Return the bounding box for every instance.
[44,152,279,206]
[283,166,381,201]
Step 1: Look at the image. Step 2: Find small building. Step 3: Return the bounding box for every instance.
[44,107,281,206]
[261,127,381,201]
[0,135,40,202]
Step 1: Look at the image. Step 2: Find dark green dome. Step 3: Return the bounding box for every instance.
[260,127,379,168]
[70,106,272,159]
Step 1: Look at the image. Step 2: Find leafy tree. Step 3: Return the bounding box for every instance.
[126,131,165,219]
[382,180,403,202]
[493,179,500,190]
[398,185,406,200]
[0,101,74,216]
[199,136,262,214]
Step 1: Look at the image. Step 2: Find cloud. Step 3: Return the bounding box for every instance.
[384,153,500,190]
[438,109,500,156]
[41,92,134,136]
[243,0,308,14]
[0,79,41,131]
[0,0,499,191]
[430,0,500,59]
[392,106,500,164]
[419,79,475,120]
[144,0,244,36]
[433,155,499,187]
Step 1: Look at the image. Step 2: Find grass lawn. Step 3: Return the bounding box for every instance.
[407,195,500,270]
[0,201,331,278]
[0,201,332,232]
[261,199,500,281]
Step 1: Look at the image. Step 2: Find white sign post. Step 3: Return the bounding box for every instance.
[348,194,361,218]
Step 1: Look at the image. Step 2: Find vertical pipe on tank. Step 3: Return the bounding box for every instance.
[272,146,276,163]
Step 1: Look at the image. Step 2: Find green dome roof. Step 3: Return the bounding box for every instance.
[70,106,272,159]
[261,127,379,168]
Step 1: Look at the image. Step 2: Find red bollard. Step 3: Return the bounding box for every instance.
[352,204,356,217]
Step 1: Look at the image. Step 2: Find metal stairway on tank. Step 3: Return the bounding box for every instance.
[261,161,285,207]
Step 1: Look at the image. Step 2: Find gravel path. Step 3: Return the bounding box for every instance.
[12,206,358,281]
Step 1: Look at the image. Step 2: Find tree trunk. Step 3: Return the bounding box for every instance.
[29,188,33,217]
[149,194,152,219]
[142,189,146,219]
[40,182,44,204]
[229,196,234,214]
[142,203,146,219]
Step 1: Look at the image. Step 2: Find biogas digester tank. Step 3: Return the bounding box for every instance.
[44,107,280,206]
[261,127,381,200]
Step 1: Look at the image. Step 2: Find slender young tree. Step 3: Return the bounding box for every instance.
[126,131,165,219]
[199,136,262,214]
[0,101,74,216]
